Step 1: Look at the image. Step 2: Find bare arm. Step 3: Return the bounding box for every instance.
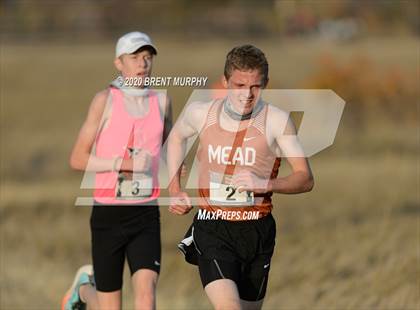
[69,90,115,172]
[167,103,201,193]
[167,101,210,214]
[233,106,314,194]
[69,90,143,173]
[268,108,314,194]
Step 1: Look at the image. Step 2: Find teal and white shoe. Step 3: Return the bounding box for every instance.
[61,265,93,310]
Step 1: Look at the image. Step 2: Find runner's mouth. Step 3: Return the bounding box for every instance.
[240,100,254,107]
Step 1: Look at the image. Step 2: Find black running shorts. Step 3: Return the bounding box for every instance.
[90,201,161,292]
[179,212,276,301]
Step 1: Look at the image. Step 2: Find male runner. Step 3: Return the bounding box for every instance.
[168,45,314,310]
[62,31,171,310]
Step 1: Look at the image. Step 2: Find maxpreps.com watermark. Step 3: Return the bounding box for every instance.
[118,76,208,87]
[197,209,260,221]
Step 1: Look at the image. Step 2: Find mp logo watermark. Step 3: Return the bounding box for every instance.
[75,89,345,206]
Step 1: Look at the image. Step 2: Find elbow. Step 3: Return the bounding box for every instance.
[304,176,314,192]
[300,174,314,193]
[69,155,83,171]
[69,156,78,170]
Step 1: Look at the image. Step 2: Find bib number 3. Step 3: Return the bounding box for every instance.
[116,173,153,200]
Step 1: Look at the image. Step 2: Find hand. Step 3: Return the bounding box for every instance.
[169,191,193,215]
[231,170,270,194]
[121,149,152,173]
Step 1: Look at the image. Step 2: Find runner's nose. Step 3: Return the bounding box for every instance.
[138,57,148,69]
[240,88,252,99]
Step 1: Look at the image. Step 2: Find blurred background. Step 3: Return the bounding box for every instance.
[1,0,419,309]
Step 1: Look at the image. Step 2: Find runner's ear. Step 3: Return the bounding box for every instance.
[263,77,269,89]
[114,57,123,71]
[222,75,228,89]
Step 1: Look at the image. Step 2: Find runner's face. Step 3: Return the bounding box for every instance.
[115,49,153,82]
[223,69,265,115]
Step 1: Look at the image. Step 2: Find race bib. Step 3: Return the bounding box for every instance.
[115,172,153,200]
[208,170,254,206]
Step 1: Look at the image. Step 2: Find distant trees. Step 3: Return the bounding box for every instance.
[1,1,418,40]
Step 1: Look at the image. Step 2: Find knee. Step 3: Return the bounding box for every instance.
[132,269,158,310]
[214,301,241,310]
[134,290,155,310]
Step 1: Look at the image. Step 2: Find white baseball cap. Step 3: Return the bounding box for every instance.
[115,31,157,58]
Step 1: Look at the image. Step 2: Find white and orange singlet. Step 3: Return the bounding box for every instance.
[197,99,281,220]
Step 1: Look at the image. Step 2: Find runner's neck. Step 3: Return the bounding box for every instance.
[223,98,263,121]
[110,76,150,97]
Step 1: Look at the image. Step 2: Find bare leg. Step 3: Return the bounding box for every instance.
[79,285,122,310]
[131,269,158,310]
[204,279,241,310]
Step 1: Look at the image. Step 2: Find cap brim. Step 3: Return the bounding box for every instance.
[125,43,157,56]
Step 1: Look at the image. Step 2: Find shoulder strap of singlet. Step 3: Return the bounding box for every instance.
[251,102,268,136]
[109,87,125,114]
[203,99,222,130]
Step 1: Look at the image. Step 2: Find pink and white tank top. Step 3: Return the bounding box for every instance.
[93,87,163,204]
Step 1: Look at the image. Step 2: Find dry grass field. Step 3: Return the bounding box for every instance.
[1,36,419,309]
